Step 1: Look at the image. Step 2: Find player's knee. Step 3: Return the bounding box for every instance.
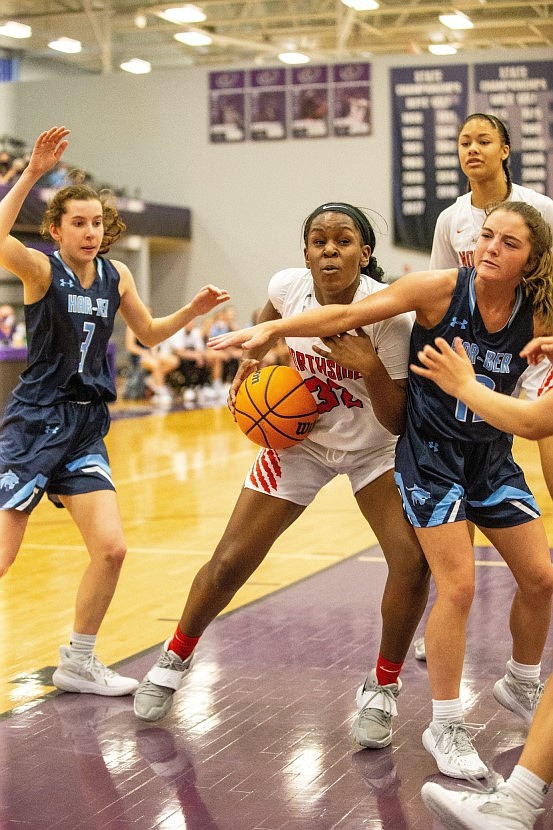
[209,552,248,594]
[386,542,430,590]
[101,539,127,570]
[437,579,475,615]
[520,563,553,603]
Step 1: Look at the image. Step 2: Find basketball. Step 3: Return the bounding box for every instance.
[234,365,319,449]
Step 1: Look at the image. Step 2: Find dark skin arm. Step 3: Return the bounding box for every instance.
[313,328,407,435]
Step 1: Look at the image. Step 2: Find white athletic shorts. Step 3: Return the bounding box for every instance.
[514,360,553,401]
[244,438,396,506]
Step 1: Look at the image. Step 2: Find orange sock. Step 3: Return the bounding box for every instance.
[167,627,199,660]
[376,654,403,686]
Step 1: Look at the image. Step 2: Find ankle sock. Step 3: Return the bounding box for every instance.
[375,655,403,686]
[507,657,541,683]
[69,631,96,658]
[431,698,464,724]
[168,628,199,660]
[505,764,549,809]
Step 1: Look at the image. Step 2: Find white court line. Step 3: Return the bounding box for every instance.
[358,554,508,568]
[21,543,343,560]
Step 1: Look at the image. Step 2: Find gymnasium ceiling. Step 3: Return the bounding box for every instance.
[0,0,551,75]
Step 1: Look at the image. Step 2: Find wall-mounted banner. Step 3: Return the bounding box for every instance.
[209,70,247,143]
[391,65,468,251]
[472,61,553,196]
[248,68,287,141]
[333,62,371,137]
[209,63,371,143]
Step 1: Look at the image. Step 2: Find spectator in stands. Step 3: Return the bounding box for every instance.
[164,319,212,406]
[201,308,242,395]
[0,304,16,346]
[124,325,175,405]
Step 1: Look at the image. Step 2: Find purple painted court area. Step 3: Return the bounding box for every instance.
[1,546,552,829]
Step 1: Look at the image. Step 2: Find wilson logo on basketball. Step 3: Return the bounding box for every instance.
[235,364,319,449]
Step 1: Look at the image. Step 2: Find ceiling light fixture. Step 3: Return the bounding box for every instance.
[428,43,458,54]
[174,31,212,46]
[340,0,380,10]
[278,51,310,65]
[439,11,473,29]
[48,37,82,53]
[158,5,206,24]
[0,21,32,39]
[120,58,152,73]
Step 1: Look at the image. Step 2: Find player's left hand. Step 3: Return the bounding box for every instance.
[190,285,230,316]
[313,328,379,375]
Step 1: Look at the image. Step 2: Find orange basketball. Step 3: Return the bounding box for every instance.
[234,365,319,449]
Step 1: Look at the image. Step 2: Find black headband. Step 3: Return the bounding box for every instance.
[309,202,376,250]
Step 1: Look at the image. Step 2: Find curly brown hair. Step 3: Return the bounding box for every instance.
[40,182,126,254]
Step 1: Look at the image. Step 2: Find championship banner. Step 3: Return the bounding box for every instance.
[472,61,553,196]
[391,65,468,251]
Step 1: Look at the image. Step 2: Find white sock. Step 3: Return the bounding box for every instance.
[507,657,541,683]
[431,698,464,724]
[69,631,96,658]
[504,764,549,810]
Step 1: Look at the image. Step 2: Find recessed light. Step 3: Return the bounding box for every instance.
[439,11,473,29]
[158,5,206,24]
[174,31,212,46]
[428,43,458,54]
[340,0,380,10]
[48,37,82,54]
[0,21,32,39]
[278,51,310,65]
[120,58,152,74]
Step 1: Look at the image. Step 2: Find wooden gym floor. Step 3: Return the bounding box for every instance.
[0,396,552,829]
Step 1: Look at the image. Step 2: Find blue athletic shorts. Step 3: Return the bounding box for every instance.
[394,425,540,529]
[0,398,115,514]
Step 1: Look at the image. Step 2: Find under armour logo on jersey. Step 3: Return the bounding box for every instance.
[44,424,62,435]
[59,277,75,288]
[428,441,439,452]
[449,316,468,329]
[406,483,431,505]
[0,470,19,490]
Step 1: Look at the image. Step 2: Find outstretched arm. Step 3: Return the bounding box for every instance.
[118,266,230,347]
[208,271,436,353]
[412,336,553,440]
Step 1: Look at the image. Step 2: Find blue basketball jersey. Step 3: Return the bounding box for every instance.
[408,267,534,443]
[13,253,120,405]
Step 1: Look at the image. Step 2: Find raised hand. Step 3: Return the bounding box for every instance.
[26,127,70,179]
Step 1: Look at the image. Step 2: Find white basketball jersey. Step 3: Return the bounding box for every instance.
[268,268,414,452]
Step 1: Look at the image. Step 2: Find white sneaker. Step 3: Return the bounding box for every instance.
[422,720,488,780]
[414,637,426,661]
[133,639,193,722]
[493,669,543,726]
[421,780,543,829]
[52,646,139,696]
[352,668,401,748]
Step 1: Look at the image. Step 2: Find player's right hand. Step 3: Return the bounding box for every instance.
[228,359,259,417]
